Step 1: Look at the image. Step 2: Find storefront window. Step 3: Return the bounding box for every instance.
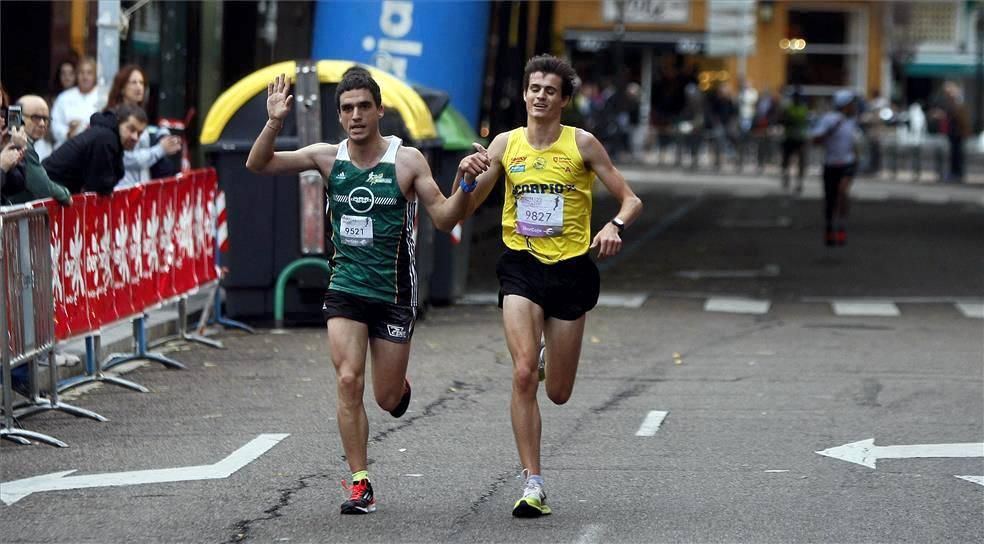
[784,8,865,94]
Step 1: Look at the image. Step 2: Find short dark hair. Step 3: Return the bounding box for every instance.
[114,103,148,125]
[335,66,382,113]
[523,54,577,98]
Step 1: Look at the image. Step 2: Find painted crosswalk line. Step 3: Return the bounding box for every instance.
[831,301,901,317]
[635,411,669,436]
[955,303,984,319]
[704,297,771,315]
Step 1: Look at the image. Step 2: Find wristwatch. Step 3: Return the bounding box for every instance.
[611,217,625,234]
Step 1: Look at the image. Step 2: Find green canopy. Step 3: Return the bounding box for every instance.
[437,105,482,151]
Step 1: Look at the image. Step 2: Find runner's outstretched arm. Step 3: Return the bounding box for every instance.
[412,143,490,231]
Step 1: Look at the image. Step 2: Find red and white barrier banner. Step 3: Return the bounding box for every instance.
[173,173,199,295]
[195,169,219,284]
[85,195,117,327]
[110,186,142,319]
[3,168,221,341]
[136,180,164,312]
[60,194,92,337]
[157,177,179,302]
[32,199,68,338]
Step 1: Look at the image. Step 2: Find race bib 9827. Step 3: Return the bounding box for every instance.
[516,193,564,237]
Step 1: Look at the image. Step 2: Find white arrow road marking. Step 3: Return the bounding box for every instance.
[955,475,984,487]
[704,297,771,315]
[1,433,289,505]
[635,411,669,436]
[816,439,984,469]
[677,264,780,280]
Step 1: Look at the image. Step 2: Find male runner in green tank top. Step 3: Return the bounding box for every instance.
[246,68,489,515]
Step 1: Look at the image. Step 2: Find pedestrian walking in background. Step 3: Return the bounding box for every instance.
[780,87,809,193]
[811,90,860,246]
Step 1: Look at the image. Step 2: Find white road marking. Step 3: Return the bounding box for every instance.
[955,475,984,487]
[764,470,790,473]
[1,434,289,505]
[817,439,984,469]
[704,297,771,315]
[677,264,779,280]
[915,193,950,204]
[955,303,984,319]
[460,291,648,308]
[575,524,605,544]
[597,293,648,308]
[635,411,669,436]
[831,301,900,317]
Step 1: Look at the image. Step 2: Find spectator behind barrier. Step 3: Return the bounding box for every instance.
[42,104,147,195]
[50,56,98,149]
[4,96,72,206]
[106,64,182,188]
[1,82,27,204]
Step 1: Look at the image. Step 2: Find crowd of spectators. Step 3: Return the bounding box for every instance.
[570,73,974,184]
[0,59,183,206]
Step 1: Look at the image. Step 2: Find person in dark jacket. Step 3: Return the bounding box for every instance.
[42,103,147,195]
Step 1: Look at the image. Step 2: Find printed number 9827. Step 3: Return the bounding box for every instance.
[524,210,551,222]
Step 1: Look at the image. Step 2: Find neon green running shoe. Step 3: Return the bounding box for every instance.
[512,477,551,517]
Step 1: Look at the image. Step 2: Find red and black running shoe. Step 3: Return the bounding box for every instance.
[389,379,411,418]
[835,229,847,246]
[340,479,376,514]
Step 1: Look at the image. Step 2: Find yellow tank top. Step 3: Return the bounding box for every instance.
[500,126,594,264]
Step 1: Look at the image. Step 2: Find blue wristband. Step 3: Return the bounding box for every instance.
[459,178,477,193]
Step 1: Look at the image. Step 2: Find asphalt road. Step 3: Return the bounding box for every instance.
[2,173,982,543]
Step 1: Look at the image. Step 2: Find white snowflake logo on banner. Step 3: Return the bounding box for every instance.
[114,210,130,286]
[145,203,160,275]
[130,207,143,283]
[99,215,112,293]
[161,203,176,271]
[51,221,63,303]
[66,220,83,302]
[194,191,205,258]
[177,195,194,263]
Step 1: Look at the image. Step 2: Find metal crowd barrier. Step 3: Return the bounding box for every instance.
[1,208,104,448]
[2,169,228,448]
[650,127,954,181]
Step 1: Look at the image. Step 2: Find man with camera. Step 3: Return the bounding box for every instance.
[42,103,148,195]
[3,96,72,205]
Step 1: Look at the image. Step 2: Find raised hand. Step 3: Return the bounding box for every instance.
[267,73,294,122]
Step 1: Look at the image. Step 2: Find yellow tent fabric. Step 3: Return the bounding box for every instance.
[200,60,437,145]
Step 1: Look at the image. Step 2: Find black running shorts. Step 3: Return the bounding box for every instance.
[322,289,416,343]
[496,249,600,321]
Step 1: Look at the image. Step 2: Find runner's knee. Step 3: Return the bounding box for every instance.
[336,371,364,403]
[512,364,539,393]
[546,385,572,405]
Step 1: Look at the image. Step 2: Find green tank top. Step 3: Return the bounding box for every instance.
[326,136,418,306]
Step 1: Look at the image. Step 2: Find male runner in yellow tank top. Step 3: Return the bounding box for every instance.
[466,54,643,517]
